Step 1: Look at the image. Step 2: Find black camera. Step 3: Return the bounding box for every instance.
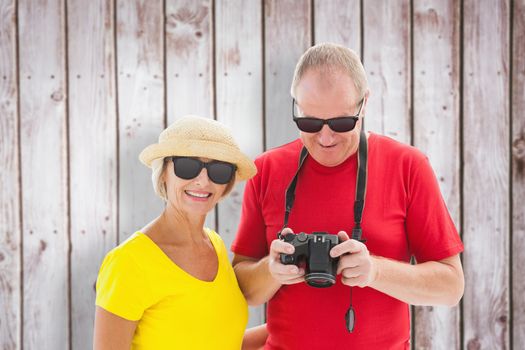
[280,232,340,288]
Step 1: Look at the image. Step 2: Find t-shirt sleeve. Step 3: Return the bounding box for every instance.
[231,170,269,259]
[406,156,464,263]
[95,249,149,321]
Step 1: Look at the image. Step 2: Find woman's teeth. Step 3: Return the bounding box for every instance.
[185,190,211,198]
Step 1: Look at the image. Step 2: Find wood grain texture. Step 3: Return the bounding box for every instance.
[67,1,117,349]
[0,1,21,349]
[363,0,411,144]
[512,0,525,347]
[0,1,520,347]
[116,0,165,243]
[313,0,361,54]
[18,0,69,348]
[463,0,510,349]
[264,0,311,150]
[165,0,215,229]
[166,0,213,120]
[215,0,264,327]
[412,1,461,349]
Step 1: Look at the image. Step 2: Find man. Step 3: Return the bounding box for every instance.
[231,43,464,349]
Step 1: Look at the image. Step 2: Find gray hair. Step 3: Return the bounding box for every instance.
[290,43,368,100]
[151,157,237,202]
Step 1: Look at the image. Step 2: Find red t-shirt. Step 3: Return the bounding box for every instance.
[232,133,464,349]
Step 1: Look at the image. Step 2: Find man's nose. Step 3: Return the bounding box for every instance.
[317,124,335,144]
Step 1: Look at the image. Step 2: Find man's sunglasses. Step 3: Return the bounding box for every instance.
[171,157,236,185]
[292,98,364,133]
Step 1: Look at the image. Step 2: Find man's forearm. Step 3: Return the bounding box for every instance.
[233,256,282,306]
[369,255,464,306]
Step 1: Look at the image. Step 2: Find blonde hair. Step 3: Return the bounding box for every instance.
[290,43,368,100]
[152,158,168,201]
[151,157,236,202]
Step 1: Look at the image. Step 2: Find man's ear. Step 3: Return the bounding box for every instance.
[363,89,370,105]
[361,89,371,115]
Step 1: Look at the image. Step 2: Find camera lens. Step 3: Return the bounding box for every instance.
[305,273,336,288]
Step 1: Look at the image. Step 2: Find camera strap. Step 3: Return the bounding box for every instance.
[279,147,309,238]
[279,128,368,241]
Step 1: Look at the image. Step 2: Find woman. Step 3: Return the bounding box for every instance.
[93,115,257,349]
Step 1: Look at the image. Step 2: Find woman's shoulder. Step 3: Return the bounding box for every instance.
[204,228,224,245]
[101,232,149,268]
[204,228,230,255]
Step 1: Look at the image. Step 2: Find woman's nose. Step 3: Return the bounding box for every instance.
[193,167,210,185]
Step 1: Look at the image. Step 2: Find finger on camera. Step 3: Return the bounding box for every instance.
[275,268,304,279]
[281,276,305,285]
[273,270,305,285]
[280,227,294,235]
[336,256,359,274]
[270,239,295,256]
[330,238,363,258]
[341,267,361,279]
[271,261,300,275]
[337,231,350,242]
[341,275,367,287]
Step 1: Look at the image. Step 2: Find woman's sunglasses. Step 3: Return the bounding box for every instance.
[171,157,236,185]
[292,98,364,133]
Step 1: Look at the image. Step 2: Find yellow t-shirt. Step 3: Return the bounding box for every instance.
[95,229,248,349]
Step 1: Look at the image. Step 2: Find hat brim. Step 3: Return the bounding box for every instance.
[139,139,257,181]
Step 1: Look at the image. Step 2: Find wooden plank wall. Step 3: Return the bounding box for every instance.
[513,1,525,347]
[463,0,510,349]
[413,1,461,349]
[0,1,523,349]
[0,1,20,349]
[18,1,69,349]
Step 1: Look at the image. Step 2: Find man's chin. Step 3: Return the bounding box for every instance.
[311,151,346,167]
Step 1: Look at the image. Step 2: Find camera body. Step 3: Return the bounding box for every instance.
[280,232,339,288]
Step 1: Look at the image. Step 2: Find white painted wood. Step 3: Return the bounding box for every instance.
[363,0,411,143]
[0,1,519,347]
[116,0,165,243]
[463,0,510,348]
[18,0,69,348]
[512,0,525,347]
[264,0,311,150]
[314,0,361,55]
[412,1,461,349]
[165,0,213,120]
[215,0,264,328]
[0,1,21,349]
[67,0,117,349]
[165,0,215,229]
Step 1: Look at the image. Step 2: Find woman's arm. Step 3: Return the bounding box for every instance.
[242,324,268,350]
[93,306,138,350]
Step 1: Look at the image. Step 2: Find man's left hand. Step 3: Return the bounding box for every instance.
[330,231,378,288]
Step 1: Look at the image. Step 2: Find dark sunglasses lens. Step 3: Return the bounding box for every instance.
[207,162,235,184]
[173,158,202,180]
[295,118,323,133]
[329,118,358,132]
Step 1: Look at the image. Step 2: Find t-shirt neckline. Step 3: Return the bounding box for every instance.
[134,229,221,284]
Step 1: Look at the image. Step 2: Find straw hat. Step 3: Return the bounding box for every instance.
[139,115,257,181]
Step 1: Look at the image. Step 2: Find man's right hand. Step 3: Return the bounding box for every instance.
[268,228,306,285]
